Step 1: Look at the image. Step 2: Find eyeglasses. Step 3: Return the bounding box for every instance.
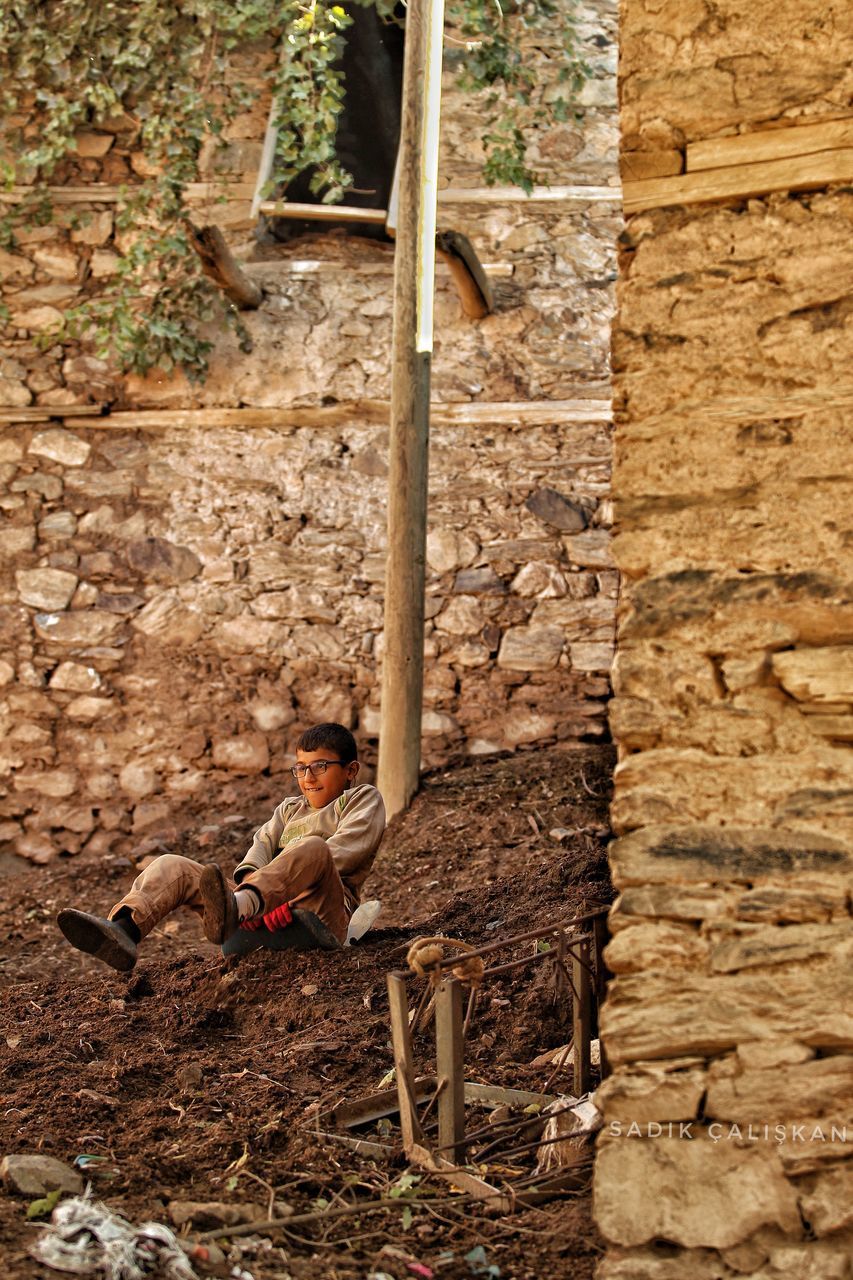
[290,759,345,779]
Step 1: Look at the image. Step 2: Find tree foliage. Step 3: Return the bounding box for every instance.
[0,0,588,380]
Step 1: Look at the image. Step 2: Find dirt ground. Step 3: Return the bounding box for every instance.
[0,744,614,1280]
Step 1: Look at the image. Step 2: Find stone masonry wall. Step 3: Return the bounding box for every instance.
[0,2,620,867]
[596,1,853,1276]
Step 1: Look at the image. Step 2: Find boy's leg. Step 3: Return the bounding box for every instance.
[107,852,211,940]
[241,837,350,944]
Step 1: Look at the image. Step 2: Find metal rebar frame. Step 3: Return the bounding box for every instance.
[385,903,610,1205]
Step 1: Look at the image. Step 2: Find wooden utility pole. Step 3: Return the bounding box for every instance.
[377,0,445,817]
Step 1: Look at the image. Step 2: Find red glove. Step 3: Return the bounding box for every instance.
[263,902,293,930]
[239,916,265,931]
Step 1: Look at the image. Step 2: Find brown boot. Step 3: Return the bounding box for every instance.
[199,864,239,943]
[57,909,138,973]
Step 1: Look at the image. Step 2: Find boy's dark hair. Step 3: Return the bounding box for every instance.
[296,723,358,764]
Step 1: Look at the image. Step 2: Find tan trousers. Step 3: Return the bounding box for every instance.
[109,836,352,944]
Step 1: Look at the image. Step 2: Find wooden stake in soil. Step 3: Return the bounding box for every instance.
[572,937,593,1095]
[377,0,445,818]
[435,977,466,1162]
[387,973,424,1153]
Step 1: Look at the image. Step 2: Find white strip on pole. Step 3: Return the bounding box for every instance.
[416,0,445,354]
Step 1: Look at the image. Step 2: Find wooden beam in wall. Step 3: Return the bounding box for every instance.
[623,118,853,214]
[686,117,853,172]
[0,181,621,207]
[0,398,612,429]
[0,182,258,205]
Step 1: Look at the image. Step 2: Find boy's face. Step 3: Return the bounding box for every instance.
[295,748,359,809]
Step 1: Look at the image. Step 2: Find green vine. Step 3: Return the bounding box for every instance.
[0,0,589,382]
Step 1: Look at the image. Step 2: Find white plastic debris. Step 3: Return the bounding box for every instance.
[535,1093,603,1175]
[346,899,382,945]
[30,1194,198,1280]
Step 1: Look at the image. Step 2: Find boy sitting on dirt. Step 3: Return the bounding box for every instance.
[57,722,386,974]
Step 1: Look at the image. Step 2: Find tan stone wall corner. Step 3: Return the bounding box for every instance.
[599,0,853,1273]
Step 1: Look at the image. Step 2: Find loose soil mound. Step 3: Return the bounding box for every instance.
[0,745,613,1280]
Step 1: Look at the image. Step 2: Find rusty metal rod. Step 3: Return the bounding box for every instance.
[386,904,609,963]
[390,929,595,984]
[480,934,593,980]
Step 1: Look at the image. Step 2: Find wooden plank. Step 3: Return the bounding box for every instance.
[464,1082,556,1109]
[687,118,853,173]
[0,182,256,205]
[438,184,621,204]
[258,200,388,224]
[623,147,853,214]
[436,978,466,1162]
[572,938,593,1096]
[326,1077,438,1129]
[0,405,105,423]
[0,399,612,429]
[280,259,514,278]
[0,179,619,208]
[387,973,424,1154]
[313,1129,393,1158]
[409,1144,511,1213]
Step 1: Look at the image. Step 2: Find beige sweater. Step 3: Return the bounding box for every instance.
[234,783,386,904]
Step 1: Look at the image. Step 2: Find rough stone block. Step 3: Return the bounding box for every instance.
[70,210,114,245]
[65,695,115,720]
[39,510,78,539]
[30,244,80,281]
[434,595,486,636]
[48,661,101,692]
[73,130,114,157]
[602,960,853,1064]
[0,376,32,406]
[609,824,853,889]
[605,919,709,974]
[132,594,204,647]
[706,1056,853,1125]
[619,571,853,650]
[798,1163,853,1237]
[213,617,281,654]
[0,1154,83,1196]
[426,528,479,573]
[772,648,853,705]
[532,596,616,638]
[525,487,588,531]
[8,304,64,332]
[0,526,36,557]
[13,769,78,798]
[708,922,847,973]
[610,749,853,839]
[119,763,160,799]
[510,561,569,598]
[564,529,613,567]
[211,734,270,774]
[497,625,564,671]
[15,568,78,611]
[594,1133,801,1248]
[126,537,201,583]
[570,641,615,671]
[34,610,124,647]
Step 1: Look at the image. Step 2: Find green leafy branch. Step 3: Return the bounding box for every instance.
[0,0,589,380]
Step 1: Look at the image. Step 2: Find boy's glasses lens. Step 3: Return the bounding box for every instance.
[290,760,343,779]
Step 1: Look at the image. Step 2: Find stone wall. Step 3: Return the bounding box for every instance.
[597,1,853,1275]
[0,2,620,867]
